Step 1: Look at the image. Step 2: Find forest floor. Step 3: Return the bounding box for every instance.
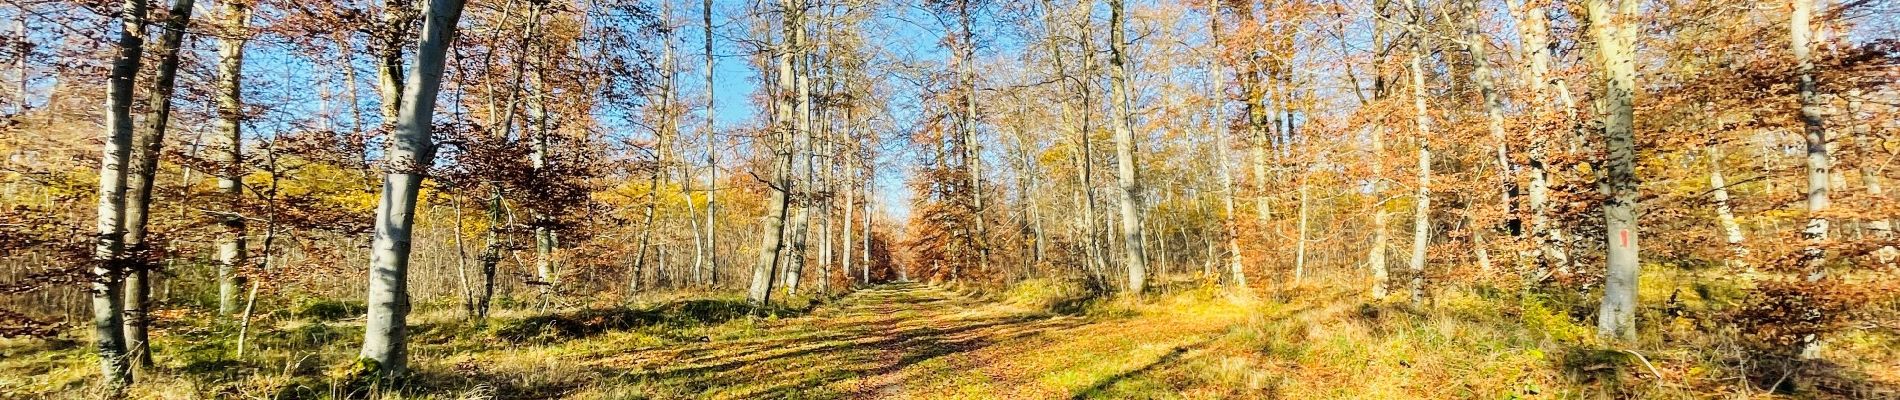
[4,278,1899,399]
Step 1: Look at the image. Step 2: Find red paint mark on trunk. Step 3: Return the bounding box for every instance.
[1619,229,1629,248]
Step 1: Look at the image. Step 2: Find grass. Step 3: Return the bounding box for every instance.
[2,273,1896,399]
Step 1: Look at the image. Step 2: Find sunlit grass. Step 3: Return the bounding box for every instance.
[3,273,1895,399]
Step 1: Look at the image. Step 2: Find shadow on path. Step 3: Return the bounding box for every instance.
[583,282,1092,399]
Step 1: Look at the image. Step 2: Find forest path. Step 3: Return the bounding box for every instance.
[535,282,1253,399]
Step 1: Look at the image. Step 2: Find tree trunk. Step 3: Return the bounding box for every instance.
[1792,0,1831,274]
[817,63,835,293]
[1295,173,1309,283]
[748,0,799,306]
[92,0,147,390]
[702,0,719,286]
[236,151,281,360]
[783,32,814,295]
[1209,0,1246,290]
[958,1,990,278]
[359,0,466,375]
[527,4,559,306]
[212,0,253,318]
[1248,100,1272,247]
[864,178,874,280]
[632,85,664,297]
[476,188,503,321]
[1849,90,1895,264]
[122,0,194,368]
[843,140,857,285]
[1106,0,1148,294]
[1508,0,1569,276]
[1587,0,1640,342]
[451,195,475,318]
[1463,0,1521,257]
[1404,4,1433,304]
[1041,0,1108,286]
[1366,0,1391,299]
[1707,146,1748,269]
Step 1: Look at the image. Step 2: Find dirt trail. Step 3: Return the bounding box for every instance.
[569,282,1245,399]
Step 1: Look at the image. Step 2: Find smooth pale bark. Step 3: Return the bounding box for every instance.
[1042,0,1108,283]
[1508,0,1568,274]
[842,141,856,284]
[1404,5,1433,304]
[1019,104,1046,268]
[841,102,861,285]
[1209,0,1246,289]
[1008,103,1038,276]
[1463,0,1519,254]
[818,89,834,294]
[359,0,466,375]
[863,179,874,279]
[1294,174,1309,282]
[634,5,672,295]
[1106,0,1148,294]
[657,1,704,290]
[534,3,566,295]
[212,0,253,318]
[1792,0,1831,273]
[1249,106,1272,237]
[1369,122,1391,298]
[784,33,814,294]
[122,0,194,368]
[958,2,990,277]
[1849,90,1896,264]
[1707,146,1748,268]
[1472,219,1494,271]
[533,184,557,302]
[1366,0,1391,299]
[1791,0,1833,358]
[531,68,558,305]
[93,0,146,390]
[702,0,719,286]
[1587,0,1640,341]
[816,57,836,292]
[452,197,475,318]
[748,0,799,305]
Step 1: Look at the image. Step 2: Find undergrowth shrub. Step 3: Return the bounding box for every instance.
[1520,294,1595,345]
[292,297,366,321]
[491,298,815,343]
[1001,278,1098,315]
